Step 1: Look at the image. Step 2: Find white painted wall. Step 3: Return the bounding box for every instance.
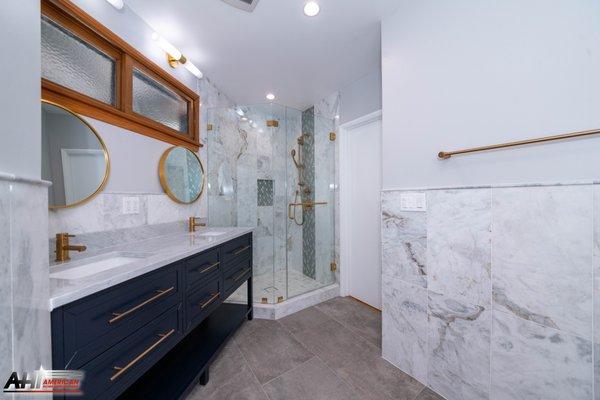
[382,0,600,189]
[340,68,382,124]
[0,1,41,178]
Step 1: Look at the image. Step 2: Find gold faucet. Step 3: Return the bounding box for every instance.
[188,217,206,232]
[55,233,87,262]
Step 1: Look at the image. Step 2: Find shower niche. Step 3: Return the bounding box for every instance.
[207,103,336,305]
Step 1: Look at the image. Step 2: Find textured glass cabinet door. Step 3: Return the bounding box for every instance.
[132,68,189,133]
[41,16,117,105]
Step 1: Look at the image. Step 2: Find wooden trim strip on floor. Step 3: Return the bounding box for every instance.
[347,296,382,313]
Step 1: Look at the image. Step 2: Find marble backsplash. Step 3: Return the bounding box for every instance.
[48,192,205,238]
[381,183,599,400]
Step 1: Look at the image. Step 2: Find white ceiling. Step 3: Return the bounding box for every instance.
[126,0,398,110]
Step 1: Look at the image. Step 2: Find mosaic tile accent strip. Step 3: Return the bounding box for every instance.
[257,179,274,206]
[301,107,316,279]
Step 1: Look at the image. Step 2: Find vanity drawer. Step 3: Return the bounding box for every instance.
[185,278,221,331]
[60,265,181,368]
[81,307,181,400]
[222,234,252,266]
[185,248,220,290]
[223,257,252,297]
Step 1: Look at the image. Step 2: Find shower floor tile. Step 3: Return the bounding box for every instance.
[227,269,327,304]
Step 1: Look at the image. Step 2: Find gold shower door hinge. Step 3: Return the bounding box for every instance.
[261,297,268,304]
[207,123,213,131]
[330,262,337,272]
[266,120,279,127]
[329,132,336,141]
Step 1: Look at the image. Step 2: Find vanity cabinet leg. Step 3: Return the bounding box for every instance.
[199,368,209,386]
[247,276,253,320]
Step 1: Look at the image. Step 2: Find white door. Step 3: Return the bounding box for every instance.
[61,149,106,204]
[340,111,382,309]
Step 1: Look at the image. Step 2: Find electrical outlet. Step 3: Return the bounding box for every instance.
[400,192,427,211]
[122,196,140,215]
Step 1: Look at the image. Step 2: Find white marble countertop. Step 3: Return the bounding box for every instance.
[49,227,253,310]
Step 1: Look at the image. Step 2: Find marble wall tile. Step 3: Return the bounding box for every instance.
[491,310,592,400]
[594,184,600,400]
[10,181,52,372]
[0,181,13,378]
[146,194,202,225]
[382,276,428,384]
[381,191,427,287]
[427,291,490,400]
[427,189,491,307]
[492,185,593,339]
[48,193,105,236]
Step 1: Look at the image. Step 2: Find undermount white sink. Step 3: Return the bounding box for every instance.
[195,231,228,237]
[50,252,151,280]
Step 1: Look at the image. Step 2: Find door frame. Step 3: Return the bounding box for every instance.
[338,110,383,300]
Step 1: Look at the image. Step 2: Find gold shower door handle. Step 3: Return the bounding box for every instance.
[287,201,328,219]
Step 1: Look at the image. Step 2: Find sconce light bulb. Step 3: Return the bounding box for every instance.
[105,0,124,10]
[152,32,182,61]
[184,61,204,79]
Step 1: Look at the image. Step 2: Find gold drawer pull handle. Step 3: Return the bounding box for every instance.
[109,287,175,325]
[110,328,175,382]
[233,268,251,282]
[199,261,220,274]
[232,245,250,255]
[199,292,220,309]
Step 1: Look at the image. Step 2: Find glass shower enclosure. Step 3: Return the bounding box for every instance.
[207,103,336,304]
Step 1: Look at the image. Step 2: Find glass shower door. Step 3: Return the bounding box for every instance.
[285,109,336,300]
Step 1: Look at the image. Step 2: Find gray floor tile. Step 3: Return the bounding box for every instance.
[289,318,377,369]
[316,296,382,348]
[235,319,314,384]
[278,306,332,334]
[415,387,446,400]
[191,341,247,397]
[187,364,269,400]
[333,354,424,400]
[263,357,361,400]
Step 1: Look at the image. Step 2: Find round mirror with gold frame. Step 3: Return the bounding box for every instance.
[42,100,110,209]
[159,146,205,204]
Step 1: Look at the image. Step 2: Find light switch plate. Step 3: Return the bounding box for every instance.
[400,192,427,211]
[122,196,140,215]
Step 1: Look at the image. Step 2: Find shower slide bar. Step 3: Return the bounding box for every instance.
[288,201,328,219]
[437,127,600,159]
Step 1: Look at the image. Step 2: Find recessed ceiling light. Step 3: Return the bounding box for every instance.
[266,93,275,101]
[241,117,248,121]
[303,1,320,17]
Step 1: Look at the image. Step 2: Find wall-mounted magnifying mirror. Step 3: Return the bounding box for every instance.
[159,146,205,204]
[42,101,110,209]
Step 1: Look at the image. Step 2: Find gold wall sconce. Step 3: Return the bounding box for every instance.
[152,33,203,79]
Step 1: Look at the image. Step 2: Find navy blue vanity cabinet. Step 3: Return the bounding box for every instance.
[51,233,253,400]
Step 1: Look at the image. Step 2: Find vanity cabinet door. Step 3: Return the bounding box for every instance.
[57,264,182,369]
[223,257,252,298]
[221,233,252,266]
[186,247,220,291]
[185,278,221,332]
[81,306,181,400]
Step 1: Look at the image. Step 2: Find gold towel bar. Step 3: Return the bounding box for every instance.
[438,127,600,159]
[287,201,328,219]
